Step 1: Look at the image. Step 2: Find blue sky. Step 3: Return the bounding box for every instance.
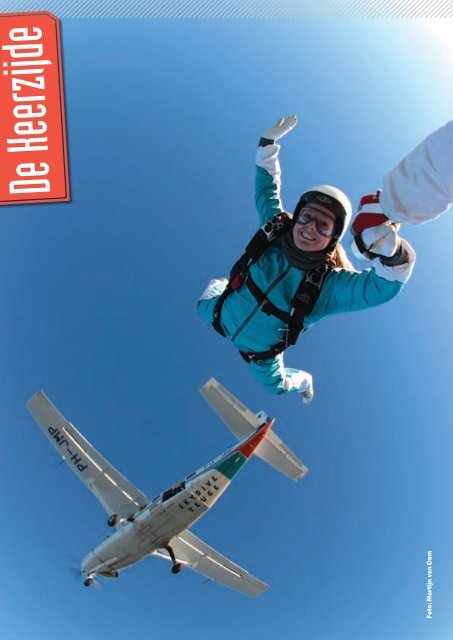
[1,17,452,640]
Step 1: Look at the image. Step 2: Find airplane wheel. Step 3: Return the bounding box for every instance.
[84,578,94,587]
[171,563,183,574]
[107,514,120,527]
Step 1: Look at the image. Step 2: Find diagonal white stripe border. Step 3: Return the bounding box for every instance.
[0,0,452,18]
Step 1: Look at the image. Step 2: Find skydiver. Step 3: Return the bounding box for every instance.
[198,116,452,402]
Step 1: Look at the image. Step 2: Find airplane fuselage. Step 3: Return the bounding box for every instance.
[81,434,265,577]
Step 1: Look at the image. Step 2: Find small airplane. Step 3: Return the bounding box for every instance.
[27,378,308,596]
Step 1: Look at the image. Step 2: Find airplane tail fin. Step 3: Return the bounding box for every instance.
[200,378,308,481]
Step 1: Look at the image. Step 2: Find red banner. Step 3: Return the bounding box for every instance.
[0,12,70,205]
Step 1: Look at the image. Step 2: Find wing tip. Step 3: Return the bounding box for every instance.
[199,377,218,395]
[294,467,309,481]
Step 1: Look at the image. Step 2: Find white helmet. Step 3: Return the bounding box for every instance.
[294,184,352,243]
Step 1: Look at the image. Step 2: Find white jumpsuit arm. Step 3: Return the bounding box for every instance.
[380,120,453,224]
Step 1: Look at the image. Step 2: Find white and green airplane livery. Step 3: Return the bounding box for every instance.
[27,378,308,596]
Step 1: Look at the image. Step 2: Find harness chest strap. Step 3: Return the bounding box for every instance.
[212,212,333,362]
[240,261,332,362]
[212,212,292,336]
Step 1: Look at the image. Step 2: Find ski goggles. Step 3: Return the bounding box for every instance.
[295,207,337,238]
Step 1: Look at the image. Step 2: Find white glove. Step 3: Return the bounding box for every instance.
[200,278,228,300]
[301,387,314,405]
[262,115,298,142]
[283,369,314,404]
[360,222,400,257]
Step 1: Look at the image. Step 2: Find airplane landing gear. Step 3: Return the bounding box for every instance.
[107,514,120,527]
[164,545,183,575]
[171,562,183,574]
[84,577,94,587]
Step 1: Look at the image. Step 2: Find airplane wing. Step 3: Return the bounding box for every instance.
[153,529,268,597]
[200,378,308,481]
[200,377,263,437]
[27,391,148,519]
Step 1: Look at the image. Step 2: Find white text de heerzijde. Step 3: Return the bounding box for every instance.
[2,26,52,194]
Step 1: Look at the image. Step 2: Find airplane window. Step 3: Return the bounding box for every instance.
[162,481,186,503]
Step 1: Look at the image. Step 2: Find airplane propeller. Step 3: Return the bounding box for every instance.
[68,553,82,577]
[68,565,82,580]
[68,554,101,587]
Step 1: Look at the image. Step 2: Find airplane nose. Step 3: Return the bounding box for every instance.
[81,551,97,575]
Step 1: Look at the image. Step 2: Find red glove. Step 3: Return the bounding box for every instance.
[351,190,399,261]
[351,191,389,235]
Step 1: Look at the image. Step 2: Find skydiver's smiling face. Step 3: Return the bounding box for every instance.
[292,204,337,252]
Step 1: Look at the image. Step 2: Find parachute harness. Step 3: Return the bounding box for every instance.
[212,212,333,363]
